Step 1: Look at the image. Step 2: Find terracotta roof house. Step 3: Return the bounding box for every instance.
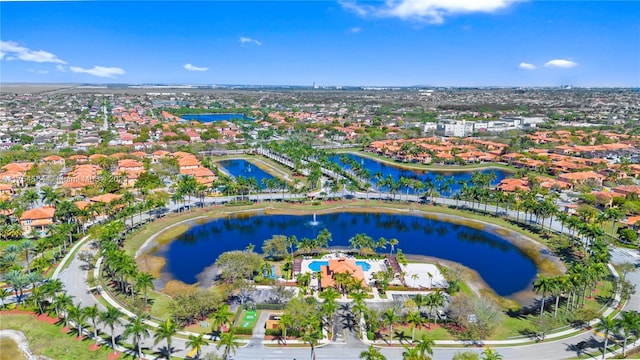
[0,183,14,200]
[42,155,65,166]
[20,206,55,237]
[612,185,640,198]
[496,178,530,193]
[90,193,123,204]
[180,167,216,185]
[68,155,88,163]
[319,258,366,290]
[558,171,606,187]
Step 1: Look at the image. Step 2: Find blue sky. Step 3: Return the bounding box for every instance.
[1,1,638,87]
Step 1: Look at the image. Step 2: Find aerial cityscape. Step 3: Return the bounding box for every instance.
[0,1,639,360]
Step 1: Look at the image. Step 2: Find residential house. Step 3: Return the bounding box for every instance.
[20,206,55,237]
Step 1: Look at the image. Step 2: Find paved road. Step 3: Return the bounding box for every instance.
[54,193,640,359]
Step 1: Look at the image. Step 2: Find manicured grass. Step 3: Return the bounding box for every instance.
[0,313,116,360]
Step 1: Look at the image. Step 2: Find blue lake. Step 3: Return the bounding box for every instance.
[181,113,253,122]
[152,212,537,296]
[217,159,274,188]
[330,153,511,193]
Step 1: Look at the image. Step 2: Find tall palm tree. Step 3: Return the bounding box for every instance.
[382,307,400,341]
[533,275,553,317]
[406,311,425,342]
[154,318,178,360]
[135,272,155,304]
[360,345,387,360]
[100,306,122,354]
[217,330,240,360]
[617,311,640,357]
[595,315,616,360]
[186,333,207,360]
[53,292,74,320]
[83,304,101,343]
[68,303,88,337]
[212,304,233,338]
[19,239,35,273]
[123,315,150,359]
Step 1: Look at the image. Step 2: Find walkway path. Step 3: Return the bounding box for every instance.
[52,195,640,359]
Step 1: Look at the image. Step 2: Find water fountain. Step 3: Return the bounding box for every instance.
[309,213,319,226]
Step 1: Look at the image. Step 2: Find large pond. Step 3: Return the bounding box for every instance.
[149,212,537,296]
[330,153,511,193]
[181,113,253,122]
[217,159,274,188]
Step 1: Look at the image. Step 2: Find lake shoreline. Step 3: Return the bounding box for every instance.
[137,204,561,304]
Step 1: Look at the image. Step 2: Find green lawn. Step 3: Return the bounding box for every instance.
[0,313,118,360]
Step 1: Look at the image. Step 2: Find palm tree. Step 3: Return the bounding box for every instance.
[382,307,400,341]
[40,186,61,207]
[154,318,178,360]
[360,345,386,360]
[135,271,155,304]
[595,315,616,360]
[19,239,35,273]
[100,306,122,354]
[481,347,503,360]
[217,330,240,360]
[53,292,74,320]
[617,311,640,357]
[406,311,425,342]
[389,238,399,255]
[300,327,321,360]
[0,288,10,308]
[83,304,101,343]
[123,315,150,359]
[186,333,207,359]
[414,334,434,358]
[68,303,87,337]
[212,304,233,338]
[402,346,422,360]
[533,275,553,317]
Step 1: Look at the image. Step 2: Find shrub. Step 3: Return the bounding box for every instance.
[230,326,253,335]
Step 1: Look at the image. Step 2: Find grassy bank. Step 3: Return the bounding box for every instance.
[0,314,114,360]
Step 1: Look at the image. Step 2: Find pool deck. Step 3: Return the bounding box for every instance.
[300,254,387,285]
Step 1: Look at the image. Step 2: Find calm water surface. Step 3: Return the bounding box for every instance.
[151,212,537,296]
[217,159,274,188]
[330,153,511,193]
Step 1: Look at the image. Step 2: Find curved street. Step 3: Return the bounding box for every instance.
[55,194,640,359]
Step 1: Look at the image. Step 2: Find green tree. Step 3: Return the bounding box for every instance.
[123,315,150,359]
[186,333,208,360]
[217,330,240,360]
[154,318,179,360]
[595,315,617,360]
[360,345,387,360]
[100,306,122,354]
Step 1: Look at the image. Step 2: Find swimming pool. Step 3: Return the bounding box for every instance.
[308,260,371,272]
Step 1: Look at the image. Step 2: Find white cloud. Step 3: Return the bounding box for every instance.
[69,65,125,78]
[349,27,362,33]
[184,63,208,72]
[544,59,579,69]
[56,64,67,72]
[518,62,536,70]
[0,40,66,64]
[340,0,522,24]
[27,69,49,74]
[239,36,262,46]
